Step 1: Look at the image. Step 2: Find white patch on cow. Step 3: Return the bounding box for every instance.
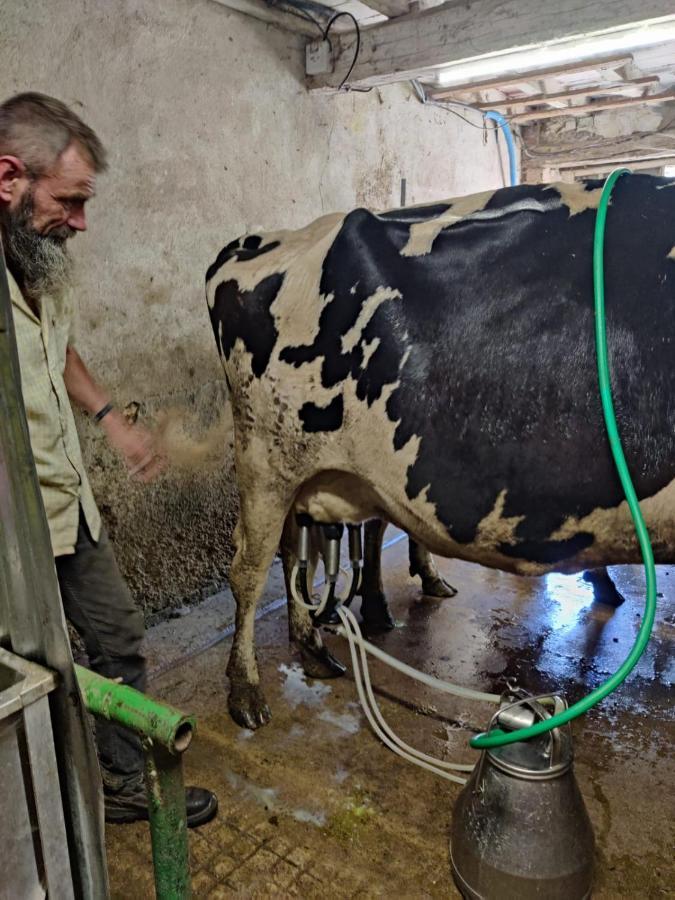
[206,212,346,352]
[341,286,401,354]
[474,489,524,548]
[549,476,675,568]
[279,662,331,708]
[656,181,675,190]
[361,336,381,369]
[668,246,675,261]
[547,182,603,217]
[296,471,383,524]
[401,190,495,257]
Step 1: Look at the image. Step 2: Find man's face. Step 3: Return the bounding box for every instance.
[1,142,96,299]
[26,141,96,237]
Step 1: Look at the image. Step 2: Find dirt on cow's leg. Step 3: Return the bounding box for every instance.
[280,516,346,679]
[408,539,457,598]
[227,495,290,730]
[359,519,396,633]
[583,566,626,607]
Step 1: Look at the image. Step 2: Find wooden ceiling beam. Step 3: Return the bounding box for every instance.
[306,0,675,91]
[510,88,675,123]
[355,0,408,17]
[475,77,661,112]
[554,150,675,169]
[573,155,675,175]
[429,55,635,100]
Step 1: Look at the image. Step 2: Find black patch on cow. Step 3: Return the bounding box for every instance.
[274,175,675,566]
[499,533,595,564]
[299,395,344,432]
[209,273,282,376]
[377,203,451,224]
[205,238,281,283]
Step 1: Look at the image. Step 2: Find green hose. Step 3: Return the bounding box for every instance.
[470,169,658,750]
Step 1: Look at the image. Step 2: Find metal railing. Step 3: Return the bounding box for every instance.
[76,666,195,899]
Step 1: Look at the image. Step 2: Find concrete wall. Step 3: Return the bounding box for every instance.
[1,0,505,619]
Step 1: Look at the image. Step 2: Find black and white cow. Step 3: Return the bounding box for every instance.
[206,175,675,729]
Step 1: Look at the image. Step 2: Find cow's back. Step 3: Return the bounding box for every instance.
[206,176,675,573]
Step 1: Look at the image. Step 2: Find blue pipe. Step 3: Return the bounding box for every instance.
[484,110,519,187]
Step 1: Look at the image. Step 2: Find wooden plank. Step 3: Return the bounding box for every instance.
[556,150,675,169]
[510,88,675,122]
[356,0,408,17]
[211,0,327,36]
[430,55,634,100]
[475,76,660,112]
[306,0,675,91]
[573,155,675,175]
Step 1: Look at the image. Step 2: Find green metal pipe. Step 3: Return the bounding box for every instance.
[75,664,194,754]
[144,739,192,900]
[76,665,194,898]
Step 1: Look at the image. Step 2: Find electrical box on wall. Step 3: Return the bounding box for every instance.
[306,39,332,76]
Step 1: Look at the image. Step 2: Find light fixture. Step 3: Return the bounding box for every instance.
[436,17,675,87]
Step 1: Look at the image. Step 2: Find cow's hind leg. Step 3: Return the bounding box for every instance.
[582,566,625,607]
[281,516,346,679]
[359,518,396,632]
[227,490,290,729]
[408,540,457,598]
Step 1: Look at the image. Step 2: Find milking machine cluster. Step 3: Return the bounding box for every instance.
[288,172,659,899]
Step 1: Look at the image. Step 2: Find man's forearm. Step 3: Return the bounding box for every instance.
[63,346,111,415]
[63,346,164,481]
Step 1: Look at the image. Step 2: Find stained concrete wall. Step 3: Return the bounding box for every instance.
[1,0,505,619]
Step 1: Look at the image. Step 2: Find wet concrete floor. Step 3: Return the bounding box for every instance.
[107,533,674,898]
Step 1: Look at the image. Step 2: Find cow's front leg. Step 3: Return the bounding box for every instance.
[281,516,346,679]
[409,539,457,598]
[359,518,396,632]
[227,494,289,729]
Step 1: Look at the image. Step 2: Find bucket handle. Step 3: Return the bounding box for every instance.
[473,693,568,795]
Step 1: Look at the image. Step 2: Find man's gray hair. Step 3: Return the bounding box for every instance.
[0,92,107,176]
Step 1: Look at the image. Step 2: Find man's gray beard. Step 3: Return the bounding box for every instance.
[2,192,74,304]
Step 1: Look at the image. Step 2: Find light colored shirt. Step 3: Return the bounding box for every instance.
[9,269,101,556]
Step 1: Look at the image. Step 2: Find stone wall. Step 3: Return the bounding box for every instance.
[1,0,506,618]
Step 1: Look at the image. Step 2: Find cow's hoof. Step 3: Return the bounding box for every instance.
[228,683,272,730]
[360,592,396,634]
[300,644,347,679]
[361,608,396,634]
[582,569,626,608]
[420,575,457,599]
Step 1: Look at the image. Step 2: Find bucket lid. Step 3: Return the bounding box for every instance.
[485,694,573,780]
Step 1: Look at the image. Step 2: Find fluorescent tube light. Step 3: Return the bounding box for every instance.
[436,18,675,87]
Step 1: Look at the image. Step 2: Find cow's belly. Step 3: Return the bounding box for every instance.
[293,468,675,578]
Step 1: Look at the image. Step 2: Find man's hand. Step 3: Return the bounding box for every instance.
[63,347,165,482]
[101,411,166,483]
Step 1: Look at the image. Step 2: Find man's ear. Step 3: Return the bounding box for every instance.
[0,155,28,205]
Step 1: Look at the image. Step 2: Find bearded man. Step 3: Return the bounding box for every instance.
[0,92,217,826]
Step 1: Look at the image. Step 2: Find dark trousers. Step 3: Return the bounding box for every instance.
[55,516,147,791]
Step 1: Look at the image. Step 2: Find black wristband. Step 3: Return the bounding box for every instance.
[93,402,114,424]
